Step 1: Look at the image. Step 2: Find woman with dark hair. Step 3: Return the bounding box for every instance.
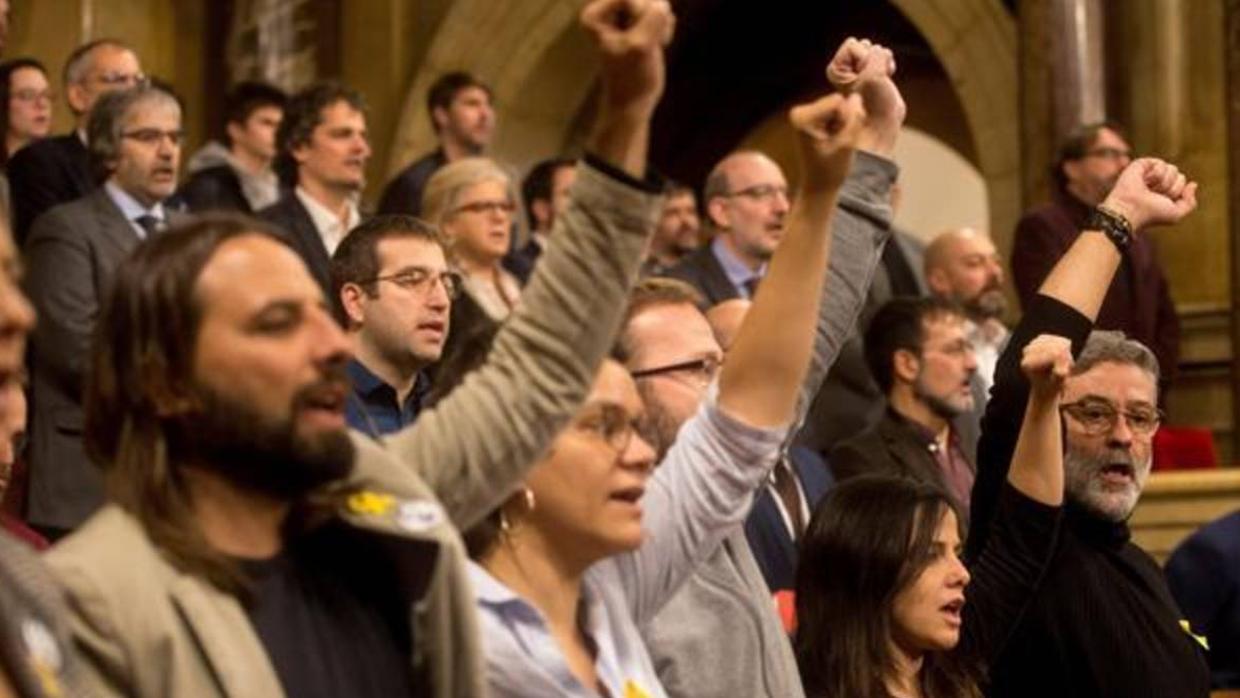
[796,334,1071,698]
[0,58,51,218]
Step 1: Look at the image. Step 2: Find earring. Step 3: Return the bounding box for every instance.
[500,487,536,534]
[522,487,536,512]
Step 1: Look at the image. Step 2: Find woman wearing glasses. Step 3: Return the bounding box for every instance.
[795,334,1069,698]
[0,58,52,218]
[421,157,523,368]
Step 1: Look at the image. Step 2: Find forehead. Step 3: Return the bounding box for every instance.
[953,232,996,258]
[452,86,491,106]
[123,99,180,129]
[723,154,786,189]
[247,105,283,121]
[316,100,365,129]
[196,235,322,317]
[666,191,696,208]
[921,314,966,343]
[88,46,138,74]
[375,236,446,271]
[551,164,577,188]
[1093,127,1130,151]
[1062,360,1157,405]
[11,66,47,86]
[459,178,507,201]
[587,360,644,416]
[628,302,720,357]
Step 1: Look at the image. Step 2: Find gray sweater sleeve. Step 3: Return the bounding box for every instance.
[786,150,898,447]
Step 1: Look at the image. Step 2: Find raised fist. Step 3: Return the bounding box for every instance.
[826,37,905,138]
[1020,334,1074,399]
[788,92,865,193]
[580,0,675,120]
[1102,157,1198,232]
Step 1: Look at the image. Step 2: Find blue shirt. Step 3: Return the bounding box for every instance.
[710,237,765,299]
[344,360,430,438]
[104,181,167,239]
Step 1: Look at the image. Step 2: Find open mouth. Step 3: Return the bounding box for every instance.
[940,598,964,625]
[1100,463,1135,485]
[298,383,348,422]
[609,486,645,505]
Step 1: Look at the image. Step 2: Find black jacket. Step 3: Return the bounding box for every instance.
[178,164,252,214]
[8,133,94,244]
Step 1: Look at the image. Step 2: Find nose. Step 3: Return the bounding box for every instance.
[772,190,791,215]
[950,552,971,587]
[425,279,451,310]
[0,278,35,340]
[621,430,657,474]
[989,259,1005,285]
[1107,414,1135,449]
[963,346,978,373]
[311,305,352,365]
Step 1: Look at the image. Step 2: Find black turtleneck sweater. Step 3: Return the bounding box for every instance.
[967,294,1210,697]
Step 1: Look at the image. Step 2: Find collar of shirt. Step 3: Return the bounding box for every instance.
[104,181,166,239]
[345,359,428,434]
[295,186,360,256]
[966,318,1010,347]
[711,236,764,297]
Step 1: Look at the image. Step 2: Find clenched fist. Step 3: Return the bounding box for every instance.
[1020,334,1074,400]
[789,92,866,193]
[1101,158,1198,232]
[581,0,675,121]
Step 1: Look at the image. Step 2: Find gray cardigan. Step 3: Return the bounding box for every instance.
[641,151,899,698]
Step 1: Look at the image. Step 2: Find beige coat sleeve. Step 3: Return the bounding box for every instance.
[375,161,662,530]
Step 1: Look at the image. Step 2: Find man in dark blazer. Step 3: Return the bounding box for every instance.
[743,445,833,592]
[831,296,978,515]
[178,81,285,214]
[259,82,370,295]
[24,84,183,536]
[376,71,494,216]
[1011,121,1180,393]
[662,150,790,307]
[1166,509,1240,689]
[9,39,144,244]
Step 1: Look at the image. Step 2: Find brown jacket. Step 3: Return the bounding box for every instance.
[45,160,662,698]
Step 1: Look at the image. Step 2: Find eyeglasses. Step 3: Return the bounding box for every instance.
[630,355,723,386]
[93,71,148,88]
[724,184,789,202]
[1084,147,1132,162]
[452,199,515,216]
[121,128,184,146]
[11,88,54,103]
[1060,399,1162,436]
[364,269,463,298]
[576,402,636,455]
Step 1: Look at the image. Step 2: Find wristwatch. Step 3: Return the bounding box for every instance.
[1088,205,1133,252]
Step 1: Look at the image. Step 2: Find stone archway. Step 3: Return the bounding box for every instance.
[388,0,1020,242]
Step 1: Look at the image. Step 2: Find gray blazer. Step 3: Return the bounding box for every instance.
[24,188,160,530]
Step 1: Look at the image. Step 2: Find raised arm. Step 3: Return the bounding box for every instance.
[378,0,674,528]
[967,158,1197,557]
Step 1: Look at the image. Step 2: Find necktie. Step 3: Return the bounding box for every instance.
[772,458,804,538]
[134,214,163,238]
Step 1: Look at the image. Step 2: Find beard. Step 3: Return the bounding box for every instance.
[912,374,972,421]
[1064,442,1150,522]
[635,381,682,462]
[965,288,1007,321]
[170,370,355,500]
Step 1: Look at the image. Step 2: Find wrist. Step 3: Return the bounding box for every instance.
[1088,203,1134,252]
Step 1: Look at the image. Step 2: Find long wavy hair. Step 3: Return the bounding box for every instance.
[794,475,980,698]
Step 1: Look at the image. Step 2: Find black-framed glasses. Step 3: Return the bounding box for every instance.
[452,199,516,216]
[576,402,637,455]
[1061,398,1162,436]
[630,356,722,385]
[121,128,184,146]
[724,184,789,202]
[364,269,463,298]
[1084,147,1132,162]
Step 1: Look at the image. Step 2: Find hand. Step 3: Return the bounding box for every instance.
[581,0,675,122]
[789,92,866,192]
[826,37,905,153]
[1101,158,1198,232]
[1020,334,1073,401]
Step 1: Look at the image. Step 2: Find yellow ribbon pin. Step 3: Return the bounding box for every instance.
[346,490,396,516]
[1180,620,1210,651]
[623,680,652,698]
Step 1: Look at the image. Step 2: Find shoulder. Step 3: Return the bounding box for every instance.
[10,135,74,169]
[27,194,101,242]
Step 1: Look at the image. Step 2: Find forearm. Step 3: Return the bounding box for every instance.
[588,111,650,181]
[1006,390,1064,506]
[1035,231,1120,322]
[718,186,838,427]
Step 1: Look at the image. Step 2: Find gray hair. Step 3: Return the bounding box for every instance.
[63,39,133,88]
[87,85,180,181]
[1073,330,1161,387]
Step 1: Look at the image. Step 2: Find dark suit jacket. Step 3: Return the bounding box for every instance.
[1166,509,1240,688]
[376,149,446,216]
[830,407,975,504]
[259,193,334,295]
[742,446,832,592]
[178,164,252,214]
[661,243,740,307]
[1011,188,1180,386]
[502,237,541,285]
[24,189,148,529]
[8,133,94,245]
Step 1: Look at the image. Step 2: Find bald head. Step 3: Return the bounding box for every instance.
[705,298,751,352]
[924,227,1006,322]
[703,151,789,270]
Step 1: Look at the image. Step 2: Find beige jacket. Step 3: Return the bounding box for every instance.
[46,160,662,698]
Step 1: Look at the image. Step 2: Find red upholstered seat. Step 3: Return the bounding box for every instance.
[1152,426,1218,471]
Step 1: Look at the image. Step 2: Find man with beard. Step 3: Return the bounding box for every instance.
[377,72,495,217]
[627,37,903,698]
[25,84,183,537]
[1011,121,1180,392]
[968,156,1209,696]
[830,297,978,513]
[925,226,1009,394]
[41,0,676,695]
[641,181,700,277]
[663,151,789,306]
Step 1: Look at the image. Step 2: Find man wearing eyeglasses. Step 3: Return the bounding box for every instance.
[23,84,182,538]
[661,150,789,306]
[260,82,371,296]
[9,39,145,243]
[1011,121,1180,396]
[331,215,456,436]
